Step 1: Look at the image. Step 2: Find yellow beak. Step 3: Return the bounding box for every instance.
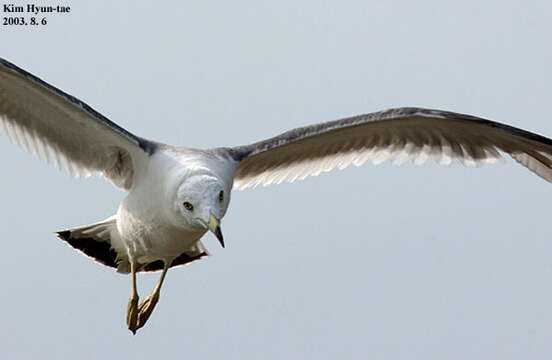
[207,213,224,248]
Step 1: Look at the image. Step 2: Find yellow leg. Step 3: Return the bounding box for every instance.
[126,261,139,334]
[135,262,170,331]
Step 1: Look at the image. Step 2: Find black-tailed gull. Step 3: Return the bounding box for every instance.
[2,58,552,333]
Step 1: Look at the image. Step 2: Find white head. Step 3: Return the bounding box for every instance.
[172,174,230,247]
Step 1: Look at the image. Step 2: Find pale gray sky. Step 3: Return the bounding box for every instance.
[2,1,552,359]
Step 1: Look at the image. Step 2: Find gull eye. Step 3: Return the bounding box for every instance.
[183,202,194,211]
[218,190,224,202]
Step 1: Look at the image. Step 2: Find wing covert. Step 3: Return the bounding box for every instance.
[0,58,156,189]
[230,107,552,190]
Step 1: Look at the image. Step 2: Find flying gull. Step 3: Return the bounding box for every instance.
[2,57,552,334]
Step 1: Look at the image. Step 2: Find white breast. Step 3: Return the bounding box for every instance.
[115,147,232,264]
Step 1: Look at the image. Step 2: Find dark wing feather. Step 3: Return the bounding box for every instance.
[142,252,209,272]
[229,107,552,189]
[0,58,156,189]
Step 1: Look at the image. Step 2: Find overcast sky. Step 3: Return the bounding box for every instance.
[2,1,552,359]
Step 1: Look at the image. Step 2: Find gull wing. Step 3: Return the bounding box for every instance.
[229,107,552,190]
[0,58,156,189]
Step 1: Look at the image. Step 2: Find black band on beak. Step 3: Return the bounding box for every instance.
[214,226,224,248]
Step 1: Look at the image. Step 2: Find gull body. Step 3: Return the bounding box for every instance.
[116,147,234,269]
[3,57,552,333]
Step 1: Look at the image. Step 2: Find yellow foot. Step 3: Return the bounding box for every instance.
[136,292,160,330]
[126,294,139,335]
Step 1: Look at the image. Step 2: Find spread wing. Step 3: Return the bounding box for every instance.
[229,107,552,190]
[0,58,156,189]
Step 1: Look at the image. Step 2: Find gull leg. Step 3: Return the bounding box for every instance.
[136,261,170,330]
[126,261,139,334]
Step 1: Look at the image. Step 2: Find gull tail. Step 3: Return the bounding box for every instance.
[56,216,210,274]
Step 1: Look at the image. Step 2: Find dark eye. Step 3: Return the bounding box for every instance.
[218,190,224,202]
[183,202,194,211]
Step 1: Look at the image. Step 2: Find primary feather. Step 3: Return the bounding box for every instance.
[230,108,552,189]
[0,58,155,189]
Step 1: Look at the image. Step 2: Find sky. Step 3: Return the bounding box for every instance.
[1,1,552,359]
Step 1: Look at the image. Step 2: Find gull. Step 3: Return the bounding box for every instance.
[2,57,552,334]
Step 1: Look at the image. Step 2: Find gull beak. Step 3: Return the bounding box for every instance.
[207,213,224,248]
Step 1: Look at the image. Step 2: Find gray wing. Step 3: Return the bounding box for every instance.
[0,58,156,189]
[229,107,552,190]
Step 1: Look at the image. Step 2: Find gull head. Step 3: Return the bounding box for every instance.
[174,174,230,248]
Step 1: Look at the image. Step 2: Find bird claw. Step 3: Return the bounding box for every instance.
[126,294,139,334]
[136,292,160,330]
